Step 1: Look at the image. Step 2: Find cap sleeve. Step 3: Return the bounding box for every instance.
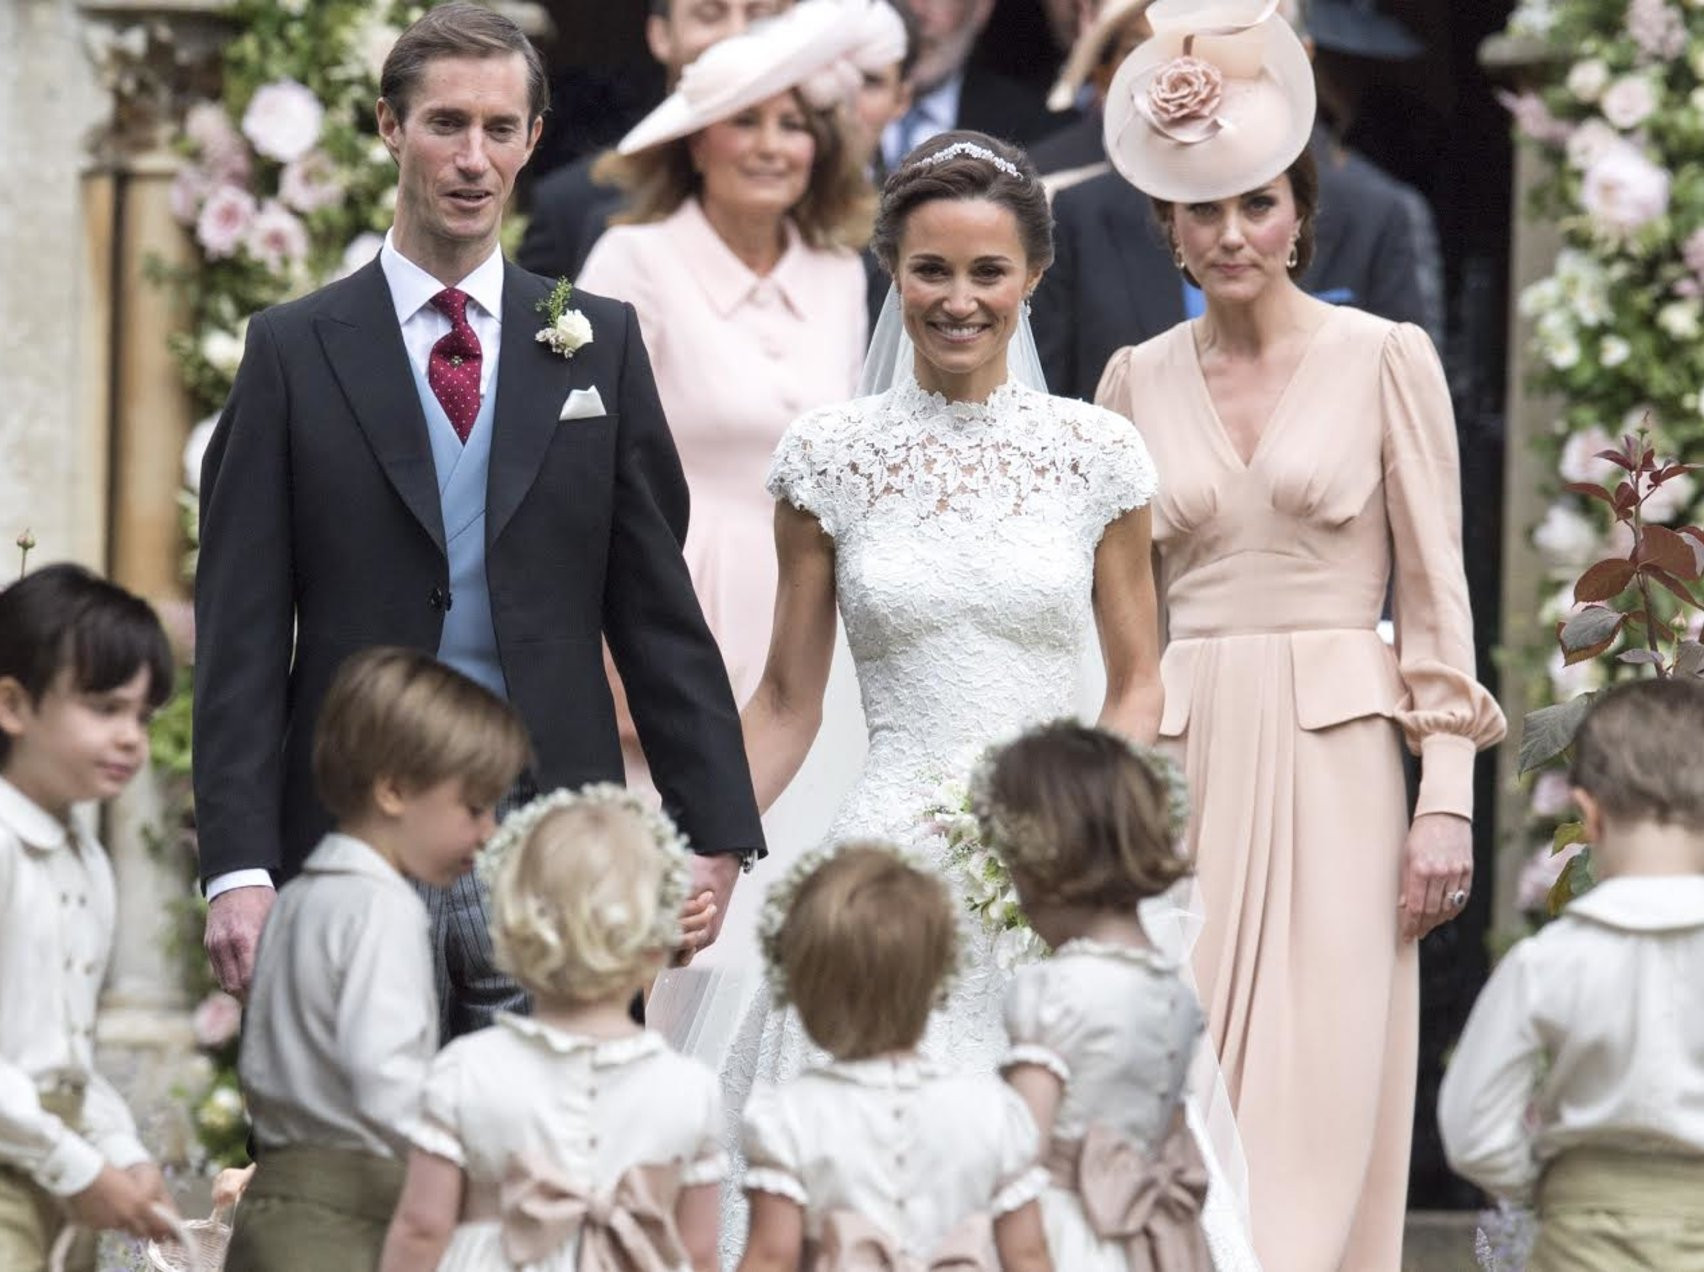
[1379,323,1507,819]
[1075,404,1158,535]
[990,1084,1048,1216]
[740,1083,806,1205]
[1000,962,1071,1083]
[409,1041,466,1166]
[680,1061,729,1187]
[766,407,852,540]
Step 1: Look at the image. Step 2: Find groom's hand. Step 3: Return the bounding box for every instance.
[676,854,741,960]
[205,885,277,997]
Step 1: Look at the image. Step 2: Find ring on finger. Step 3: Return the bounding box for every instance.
[1448,888,1469,909]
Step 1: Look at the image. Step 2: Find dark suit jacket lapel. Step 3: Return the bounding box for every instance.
[488,263,578,547]
[1105,186,1185,340]
[317,260,445,554]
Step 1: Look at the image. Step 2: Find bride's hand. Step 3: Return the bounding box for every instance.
[1398,812,1473,942]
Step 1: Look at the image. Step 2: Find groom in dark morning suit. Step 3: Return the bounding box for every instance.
[193,3,763,1036]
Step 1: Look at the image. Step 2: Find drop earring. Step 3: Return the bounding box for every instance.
[1173,246,1186,272]
[1286,239,1299,269]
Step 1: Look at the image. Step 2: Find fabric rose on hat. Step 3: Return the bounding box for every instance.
[1145,56,1224,142]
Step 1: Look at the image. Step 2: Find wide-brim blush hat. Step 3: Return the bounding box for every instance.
[1047,0,1158,113]
[1103,0,1315,204]
[617,0,906,155]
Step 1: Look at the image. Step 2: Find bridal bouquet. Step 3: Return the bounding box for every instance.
[920,750,1048,972]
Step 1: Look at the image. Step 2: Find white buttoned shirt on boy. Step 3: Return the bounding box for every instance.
[0,776,151,1196]
[1439,875,1704,1201]
[238,833,438,1161]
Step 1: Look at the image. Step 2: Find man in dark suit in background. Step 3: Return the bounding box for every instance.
[518,0,792,281]
[1032,0,1435,399]
[196,3,763,1032]
[880,0,1060,169]
[1027,0,1151,189]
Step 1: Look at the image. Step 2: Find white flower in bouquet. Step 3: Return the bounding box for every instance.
[1565,58,1610,102]
[1530,770,1575,821]
[1657,299,1702,341]
[195,183,257,258]
[1598,334,1631,368]
[279,149,345,214]
[1565,118,1620,170]
[184,100,251,181]
[1643,472,1697,524]
[336,231,385,281]
[183,414,219,493]
[200,326,245,379]
[992,925,1046,973]
[1532,501,1601,567]
[1599,75,1660,130]
[1557,424,1618,485]
[241,79,325,163]
[245,200,311,273]
[1580,142,1670,235]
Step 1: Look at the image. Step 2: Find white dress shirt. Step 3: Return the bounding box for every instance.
[238,834,438,1160]
[1439,874,1704,1201]
[204,232,505,903]
[881,71,965,173]
[0,778,151,1196]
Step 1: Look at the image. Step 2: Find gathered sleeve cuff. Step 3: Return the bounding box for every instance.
[1379,324,1507,820]
[683,1072,728,1186]
[406,1030,466,1167]
[990,1085,1046,1214]
[1000,963,1075,1086]
[740,1085,806,1204]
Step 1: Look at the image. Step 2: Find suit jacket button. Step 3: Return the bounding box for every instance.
[428,586,445,611]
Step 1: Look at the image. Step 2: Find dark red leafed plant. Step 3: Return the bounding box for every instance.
[1519,431,1704,912]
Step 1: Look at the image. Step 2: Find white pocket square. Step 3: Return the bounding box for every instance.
[559,387,607,421]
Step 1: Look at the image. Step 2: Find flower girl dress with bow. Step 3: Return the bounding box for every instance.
[380,789,724,1272]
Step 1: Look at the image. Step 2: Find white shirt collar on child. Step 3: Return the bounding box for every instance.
[0,776,74,854]
[1565,875,1704,933]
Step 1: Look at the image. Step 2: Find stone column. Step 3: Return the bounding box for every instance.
[1478,34,1565,937]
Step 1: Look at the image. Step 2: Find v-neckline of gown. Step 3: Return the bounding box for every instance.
[1184,307,1340,471]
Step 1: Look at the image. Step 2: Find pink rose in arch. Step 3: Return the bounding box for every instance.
[1147,56,1224,129]
[195,184,257,259]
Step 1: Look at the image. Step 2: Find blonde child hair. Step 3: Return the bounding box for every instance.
[486,786,691,1003]
[765,840,959,1060]
[974,720,1191,908]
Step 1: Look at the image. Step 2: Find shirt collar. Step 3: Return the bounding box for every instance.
[671,197,809,319]
[498,1014,667,1067]
[300,832,412,889]
[1565,876,1704,932]
[0,777,72,853]
[915,72,964,129]
[814,1052,944,1090]
[379,229,505,328]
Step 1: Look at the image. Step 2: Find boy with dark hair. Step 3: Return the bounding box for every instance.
[0,563,179,1270]
[1441,678,1704,1269]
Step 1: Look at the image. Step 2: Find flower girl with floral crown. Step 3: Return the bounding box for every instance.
[977,722,1213,1272]
[737,841,1054,1272]
[379,786,725,1272]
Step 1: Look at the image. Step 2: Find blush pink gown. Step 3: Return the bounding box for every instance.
[1097,307,1506,1272]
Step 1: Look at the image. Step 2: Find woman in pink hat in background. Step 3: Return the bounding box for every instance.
[1093,2,1506,1267]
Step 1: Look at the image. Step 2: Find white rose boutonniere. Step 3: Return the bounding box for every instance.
[535,277,593,359]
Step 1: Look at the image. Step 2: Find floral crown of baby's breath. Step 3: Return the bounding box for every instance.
[915,140,1023,180]
[756,838,962,1008]
[967,733,1192,870]
[476,783,693,951]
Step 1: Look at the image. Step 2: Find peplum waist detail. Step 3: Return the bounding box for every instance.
[1159,626,1403,739]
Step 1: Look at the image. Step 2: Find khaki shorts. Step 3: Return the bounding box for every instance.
[225,1145,405,1272]
[1530,1146,1704,1272]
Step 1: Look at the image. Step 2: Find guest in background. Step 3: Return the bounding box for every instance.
[879,0,1059,173]
[1092,3,1505,1265]
[1032,0,1435,400]
[517,0,794,282]
[1029,0,1153,194]
[1440,680,1704,1272]
[850,0,920,183]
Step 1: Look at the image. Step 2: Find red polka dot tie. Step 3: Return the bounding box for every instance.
[428,287,483,443]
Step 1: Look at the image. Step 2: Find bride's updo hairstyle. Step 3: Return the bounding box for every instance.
[870,130,1054,276]
[768,841,958,1061]
[974,721,1191,910]
[486,793,687,1004]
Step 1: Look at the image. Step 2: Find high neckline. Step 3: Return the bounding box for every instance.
[1054,936,1178,971]
[889,377,1032,423]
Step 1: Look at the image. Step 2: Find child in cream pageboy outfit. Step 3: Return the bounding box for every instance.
[1440,678,1704,1270]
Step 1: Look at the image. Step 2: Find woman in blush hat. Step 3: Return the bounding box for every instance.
[1092,2,1506,1268]
[578,0,903,1081]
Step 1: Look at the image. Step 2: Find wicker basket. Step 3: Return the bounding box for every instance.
[47,1204,219,1272]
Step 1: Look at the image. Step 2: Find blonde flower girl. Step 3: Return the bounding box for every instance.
[379,786,724,1272]
[978,722,1213,1271]
[737,841,1054,1272]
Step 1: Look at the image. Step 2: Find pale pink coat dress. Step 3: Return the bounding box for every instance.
[1097,308,1506,1272]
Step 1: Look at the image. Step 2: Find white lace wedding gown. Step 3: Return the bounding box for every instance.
[713,378,1261,1270]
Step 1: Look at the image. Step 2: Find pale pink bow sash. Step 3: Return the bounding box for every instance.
[465,1153,686,1270]
[812,1208,995,1272]
[1044,1123,1212,1272]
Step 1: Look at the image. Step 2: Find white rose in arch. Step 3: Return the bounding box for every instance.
[200,327,245,379]
[183,414,219,494]
[1644,472,1697,524]
[1566,58,1609,102]
[1598,334,1630,367]
[1580,141,1670,235]
[1599,75,1659,130]
[1658,299,1702,341]
[1532,501,1600,567]
[241,79,325,164]
[1565,118,1620,170]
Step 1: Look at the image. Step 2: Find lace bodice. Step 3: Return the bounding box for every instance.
[767,379,1156,792]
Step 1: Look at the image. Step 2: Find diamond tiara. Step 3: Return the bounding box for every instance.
[915,140,1023,180]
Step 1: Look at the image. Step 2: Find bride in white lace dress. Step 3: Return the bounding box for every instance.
[718,132,1260,1270]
